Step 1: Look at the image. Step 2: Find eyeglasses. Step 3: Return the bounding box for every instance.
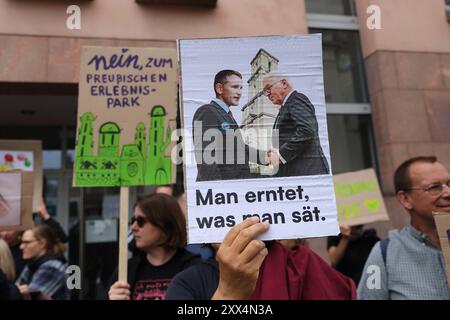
[263,80,283,96]
[21,239,38,245]
[129,216,148,228]
[404,181,450,196]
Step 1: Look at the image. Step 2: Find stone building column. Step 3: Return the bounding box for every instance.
[356,0,450,227]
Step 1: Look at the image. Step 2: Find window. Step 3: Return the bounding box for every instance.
[307,3,377,174]
[305,0,356,16]
[310,28,368,103]
[327,115,375,173]
[446,0,450,22]
[43,150,62,169]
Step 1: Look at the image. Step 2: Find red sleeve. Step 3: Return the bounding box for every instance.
[249,242,356,300]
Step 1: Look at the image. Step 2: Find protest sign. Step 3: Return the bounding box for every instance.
[74,46,178,187]
[0,172,33,231]
[433,212,450,284]
[333,168,389,226]
[179,35,339,243]
[75,46,178,282]
[0,140,42,212]
[0,151,33,171]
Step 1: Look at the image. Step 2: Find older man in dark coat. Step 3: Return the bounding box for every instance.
[263,73,329,177]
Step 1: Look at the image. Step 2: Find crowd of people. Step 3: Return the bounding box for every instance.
[0,202,69,300]
[1,156,449,300]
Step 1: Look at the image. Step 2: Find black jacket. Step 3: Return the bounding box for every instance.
[0,270,22,300]
[192,101,265,181]
[273,91,329,177]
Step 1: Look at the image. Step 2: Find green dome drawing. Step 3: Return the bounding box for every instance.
[81,112,95,121]
[151,105,166,117]
[99,122,120,133]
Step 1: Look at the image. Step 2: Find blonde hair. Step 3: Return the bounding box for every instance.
[0,238,16,282]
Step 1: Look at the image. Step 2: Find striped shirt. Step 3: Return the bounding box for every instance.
[358,226,450,300]
[16,259,68,300]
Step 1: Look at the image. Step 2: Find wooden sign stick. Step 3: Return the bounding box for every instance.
[119,186,129,282]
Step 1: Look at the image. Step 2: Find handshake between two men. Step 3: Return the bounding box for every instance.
[264,148,283,166]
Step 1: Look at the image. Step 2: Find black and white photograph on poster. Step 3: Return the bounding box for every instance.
[179,35,339,244]
[0,173,21,227]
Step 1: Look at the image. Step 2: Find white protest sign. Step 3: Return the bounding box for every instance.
[179,35,339,243]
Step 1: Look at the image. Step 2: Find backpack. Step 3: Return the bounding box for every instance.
[379,238,390,264]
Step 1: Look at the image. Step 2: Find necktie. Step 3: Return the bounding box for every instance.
[228,111,237,124]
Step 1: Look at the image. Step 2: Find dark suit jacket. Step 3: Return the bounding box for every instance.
[192,101,264,181]
[272,91,329,177]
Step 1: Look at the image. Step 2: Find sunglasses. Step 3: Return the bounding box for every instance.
[129,216,148,228]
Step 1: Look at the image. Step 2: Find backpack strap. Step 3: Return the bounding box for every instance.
[379,238,390,265]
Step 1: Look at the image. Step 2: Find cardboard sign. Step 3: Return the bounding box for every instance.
[433,212,450,284]
[0,172,33,231]
[74,46,178,187]
[179,35,339,243]
[0,151,34,171]
[333,168,389,226]
[0,140,42,212]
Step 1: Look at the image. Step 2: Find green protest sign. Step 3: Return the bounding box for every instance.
[73,47,178,187]
[333,168,389,226]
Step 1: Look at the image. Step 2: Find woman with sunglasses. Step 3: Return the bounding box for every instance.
[15,224,68,299]
[108,193,201,300]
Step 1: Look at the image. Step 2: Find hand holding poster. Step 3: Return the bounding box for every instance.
[179,35,339,243]
[333,168,390,226]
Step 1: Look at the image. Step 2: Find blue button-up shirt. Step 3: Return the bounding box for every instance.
[358,225,450,300]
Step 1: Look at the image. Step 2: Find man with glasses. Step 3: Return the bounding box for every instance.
[262,72,329,177]
[358,156,450,299]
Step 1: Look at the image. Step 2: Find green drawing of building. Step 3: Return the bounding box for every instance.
[76,112,95,158]
[145,105,172,185]
[74,106,173,187]
[98,122,120,157]
[135,122,146,155]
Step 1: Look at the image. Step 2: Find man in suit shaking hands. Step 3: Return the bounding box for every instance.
[192,70,267,182]
[262,72,330,177]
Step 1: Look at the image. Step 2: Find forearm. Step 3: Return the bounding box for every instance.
[211,283,245,300]
[328,237,349,266]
